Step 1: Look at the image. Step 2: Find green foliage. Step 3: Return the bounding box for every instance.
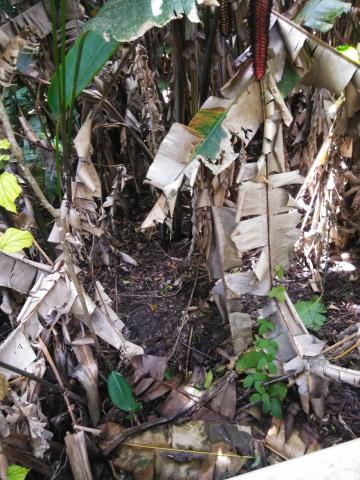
[48,31,119,116]
[0,139,10,150]
[294,296,327,332]
[274,264,284,280]
[0,172,21,213]
[236,317,287,418]
[0,228,33,254]
[336,45,360,63]
[107,371,141,413]
[257,317,275,336]
[296,0,351,32]
[204,370,213,390]
[269,285,286,303]
[7,465,30,480]
[85,0,199,43]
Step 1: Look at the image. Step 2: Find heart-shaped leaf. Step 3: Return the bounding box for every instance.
[295,296,327,332]
[0,228,33,253]
[0,172,21,213]
[7,465,30,480]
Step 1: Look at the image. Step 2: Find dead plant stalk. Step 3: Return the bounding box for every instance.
[0,97,98,343]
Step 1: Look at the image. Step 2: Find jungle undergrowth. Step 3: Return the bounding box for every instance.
[236,265,288,418]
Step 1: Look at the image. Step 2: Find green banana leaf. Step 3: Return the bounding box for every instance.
[48,31,119,116]
[296,0,351,32]
[84,0,202,42]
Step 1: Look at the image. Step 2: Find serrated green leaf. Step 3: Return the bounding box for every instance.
[0,228,33,253]
[261,393,270,408]
[295,296,327,332]
[250,393,261,403]
[274,264,284,280]
[254,338,270,350]
[257,357,267,371]
[236,351,264,371]
[296,0,351,32]
[270,398,283,419]
[0,172,21,212]
[254,381,266,394]
[267,362,278,375]
[243,375,255,388]
[204,370,213,390]
[107,371,139,413]
[269,285,286,303]
[7,465,30,480]
[254,372,268,382]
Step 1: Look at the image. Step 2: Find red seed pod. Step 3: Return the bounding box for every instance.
[249,0,273,80]
[220,0,232,36]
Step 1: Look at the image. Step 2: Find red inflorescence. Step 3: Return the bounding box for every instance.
[249,0,273,80]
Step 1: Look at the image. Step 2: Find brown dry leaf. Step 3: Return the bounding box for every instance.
[74,115,101,198]
[266,418,320,460]
[0,326,36,379]
[65,431,93,480]
[210,380,236,419]
[0,374,8,401]
[131,355,168,382]
[0,35,28,85]
[0,3,51,43]
[72,345,100,426]
[112,420,252,480]
[0,252,51,294]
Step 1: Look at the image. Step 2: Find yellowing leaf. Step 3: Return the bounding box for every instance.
[0,172,21,213]
[7,465,30,480]
[0,139,10,149]
[0,373,8,401]
[0,228,33,253]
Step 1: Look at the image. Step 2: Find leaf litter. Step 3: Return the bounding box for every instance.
[1,2,360,479]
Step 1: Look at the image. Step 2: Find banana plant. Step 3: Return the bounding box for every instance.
[142,11,360,414]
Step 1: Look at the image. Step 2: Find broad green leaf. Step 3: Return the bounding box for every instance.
[48,31,119,116]
[278,61,302,97]
[296,0,351,32]
[294,296,327,332]
[0,172,21,213]
[0,228,33,253]
[204,370,213,389]
[336,45,360,63]
[0,139,10,149]
[7,465,30,480]
[85,0,201,43]
[107,371,140,413]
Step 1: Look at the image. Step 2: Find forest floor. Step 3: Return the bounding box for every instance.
[92,193,360,470]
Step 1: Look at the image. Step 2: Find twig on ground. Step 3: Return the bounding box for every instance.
[168,269,198,361]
